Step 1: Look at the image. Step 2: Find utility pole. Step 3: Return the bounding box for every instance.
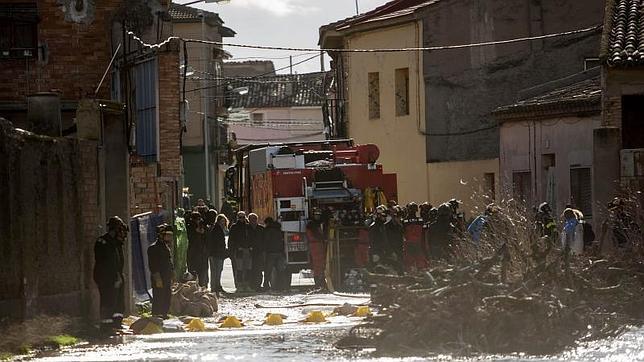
[355,0,359,15]
[201,11,211,201]
[320,51,325,72]
[289,55,293,75]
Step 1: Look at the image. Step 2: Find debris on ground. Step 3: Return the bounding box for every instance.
[339,196,644,357]
[170,282,218,317]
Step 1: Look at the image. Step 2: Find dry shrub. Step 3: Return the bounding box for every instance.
[339,189,644,357]
[0,315,78,354]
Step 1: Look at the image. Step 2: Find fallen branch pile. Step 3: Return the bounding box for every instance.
[339,194,644,356]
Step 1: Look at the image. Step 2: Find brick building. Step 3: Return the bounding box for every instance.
[0,0,183,319]
[594,0,644,227]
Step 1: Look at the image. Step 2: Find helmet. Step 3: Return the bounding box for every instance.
[311,207,322,216]
[156,223,173,234]
[538,202,551,213]
[107,216,127,231]
[437,203,451,216]
[375,205,387,216]
[448,199,462,208]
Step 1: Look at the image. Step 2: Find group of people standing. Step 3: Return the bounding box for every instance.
[184,199,288,294]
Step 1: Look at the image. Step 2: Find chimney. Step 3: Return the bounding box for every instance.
[27,92,62,137]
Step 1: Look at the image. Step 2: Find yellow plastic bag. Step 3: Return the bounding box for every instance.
[220,316,242,328]
[353,306,372,317]
[139,322,164,335]
[185,318,206,332]
[304,311,327,323]
[265,313,284,326]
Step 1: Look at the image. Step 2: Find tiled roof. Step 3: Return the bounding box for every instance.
[168,2,235,36]
[228,72,332,109]
[494,76,601,119]
[604,0,644,66]
[319,0,437,43]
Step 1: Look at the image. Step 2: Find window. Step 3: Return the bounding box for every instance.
[512,171,532,205]
[395,68,409,116]
[570,167,592,218]
[484,172,495,200]
[0,3,38,59]
[584,57,600,71]
[622,95,644,149]
[251,113,264,124]
[135,58,158,163]
[368,72,380,119]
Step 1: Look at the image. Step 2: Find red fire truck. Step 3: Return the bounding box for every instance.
[226,139,397,288]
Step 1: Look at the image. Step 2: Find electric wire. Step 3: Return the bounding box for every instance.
[126,24,601,53]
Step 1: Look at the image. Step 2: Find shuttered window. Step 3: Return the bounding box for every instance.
[570,167,592,218]
[135,58,158,162]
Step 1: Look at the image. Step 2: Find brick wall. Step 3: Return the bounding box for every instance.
[0,0,123,102]
[128,45,181,216]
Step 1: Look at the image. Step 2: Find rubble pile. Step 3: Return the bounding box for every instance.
[340,195,644,356]
[170,282,218,317]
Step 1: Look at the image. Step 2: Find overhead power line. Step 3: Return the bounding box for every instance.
[127,24,601,53]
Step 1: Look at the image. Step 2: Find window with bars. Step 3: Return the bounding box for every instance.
[570,167,592,218]
[395,68,409,116]
[0,3,38,59]
[512,171,532,205]
[368,72,380,119]
[134,58,158,163]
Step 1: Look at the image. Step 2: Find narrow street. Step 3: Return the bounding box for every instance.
[34,292,371,361]
[31,262,371,361]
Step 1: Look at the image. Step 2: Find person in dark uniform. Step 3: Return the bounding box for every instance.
[187,211,208,287]
[385,206,404,275]
[229,211,252,292]
[426,204,456,261]
[248,213,265,291]
[369,205,394,272]
[94,216,128,334]
[148,223,174,318]
[263,217,287,291]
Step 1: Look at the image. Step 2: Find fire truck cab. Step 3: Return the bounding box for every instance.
[226,139,397,288]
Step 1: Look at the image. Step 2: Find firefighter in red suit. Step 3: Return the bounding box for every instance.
[306,208,326,289]
[403,202,428,271]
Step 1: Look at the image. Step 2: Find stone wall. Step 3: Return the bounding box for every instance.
[420,0,606,163]
[0,119,100,320]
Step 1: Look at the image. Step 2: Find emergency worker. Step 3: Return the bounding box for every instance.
[263,217,287,291]
[467,203,497,243]
[94,216,128,334]
[403,202,428,271]
[148,223,174,318]
[448,199,466,231]
[306,208,327,289]
[419,202,432,223]
[426,204,455,261]
[385,206,404,274]
[187,211,208,287]
[535,202,557,239]
[369,205,394,270]
[229,211,252,292]
[248,213,265,291]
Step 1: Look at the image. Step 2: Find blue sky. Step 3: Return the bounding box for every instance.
[178,0,390,74]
